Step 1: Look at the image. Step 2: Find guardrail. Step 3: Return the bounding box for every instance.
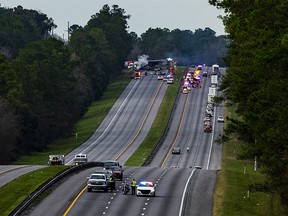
[9,162,104,216]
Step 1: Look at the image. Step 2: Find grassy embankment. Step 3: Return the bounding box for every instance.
[14,72,131,165]
[213,104,284,216]
[0,166,67,215]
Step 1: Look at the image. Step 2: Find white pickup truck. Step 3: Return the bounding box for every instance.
[87,173,110,192]
[73,153,88,165]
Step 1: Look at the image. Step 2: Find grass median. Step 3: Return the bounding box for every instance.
[125,67,184,166]
[213,105,284,216]
[0,166,67,215]
[14,72,131,165]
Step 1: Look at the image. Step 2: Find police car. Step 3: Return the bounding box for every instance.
[136,181,156,197]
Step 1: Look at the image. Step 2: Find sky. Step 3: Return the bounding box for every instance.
[0,0,226,40]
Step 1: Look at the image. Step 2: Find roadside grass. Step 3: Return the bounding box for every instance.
[125,67,184,166]
[14,72,131,165]
[0,166,67,215]
[213,105,284,216]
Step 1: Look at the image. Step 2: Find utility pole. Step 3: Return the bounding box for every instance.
[67,21,70,42]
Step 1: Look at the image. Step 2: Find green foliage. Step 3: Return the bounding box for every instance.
[0,166,67,215]
[13,38,74,152]
[0,5,56,57]
[210,0,288,208]
[0,4,134,162]
[14,74,130,165]
[125,67,183,166]
[214,105,285,216]
[86,4,133,74]
[139,27,228,65]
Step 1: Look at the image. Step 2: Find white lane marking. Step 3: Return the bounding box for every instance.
[178,169,196,216]
[66,81,139,164]
[206,106,217,170]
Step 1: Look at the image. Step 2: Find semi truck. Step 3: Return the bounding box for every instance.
[212,64,220,75]
[211,75,218,85]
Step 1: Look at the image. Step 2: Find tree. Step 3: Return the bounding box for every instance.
[0,6,56,57]
[210,0,288,204]
[0,97,19,163]
[14,38,74,152]
[87,4,133,74]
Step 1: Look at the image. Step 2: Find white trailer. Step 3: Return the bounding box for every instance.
[211,75,218,85]
[209,87,217,96]
[212,64,220,75]
[208,94,214,103]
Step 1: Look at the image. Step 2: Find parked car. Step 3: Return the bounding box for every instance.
[87,173,110,192]
[94,168,113,178]
[136,181,156,197]
[107,166,123,180]
[103,160,122,168]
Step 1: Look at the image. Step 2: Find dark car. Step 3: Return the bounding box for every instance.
[172,148,181,154]
[94,168,113,178]
[107,166,123,180]
[103,160,121,168]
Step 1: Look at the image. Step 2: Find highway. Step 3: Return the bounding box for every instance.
[23,67,225,216]
[27,70,169,215]
[64,72,167,165]
[0,165,46,188]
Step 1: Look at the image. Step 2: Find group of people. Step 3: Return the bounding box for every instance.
[108,175,137,195]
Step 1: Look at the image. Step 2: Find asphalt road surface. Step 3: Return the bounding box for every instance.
[64,72,167,166]
[22,67,225,216]
[0,165,46,188]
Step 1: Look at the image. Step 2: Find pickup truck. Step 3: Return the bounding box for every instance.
[87,173,110,192]
[103,160,123,180]
[73,153,87,165]
[103,160,121,168]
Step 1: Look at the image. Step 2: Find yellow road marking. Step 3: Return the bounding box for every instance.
[115,81,163,160]
[63,185,88,216]
[161,92,190,167]
[63,80,163,215]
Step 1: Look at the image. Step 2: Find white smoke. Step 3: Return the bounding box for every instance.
[135,54,149,69]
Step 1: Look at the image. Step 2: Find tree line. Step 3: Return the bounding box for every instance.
[138,27,228,66]
[210,0,288,207]
[0,4,134,163]
[0,4,227,163]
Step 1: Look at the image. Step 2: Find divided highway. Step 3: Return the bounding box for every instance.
[21,67,225,216]
[27,71,169,215]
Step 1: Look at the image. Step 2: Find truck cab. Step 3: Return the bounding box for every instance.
[74,153,88,165]
[48,155,65,165]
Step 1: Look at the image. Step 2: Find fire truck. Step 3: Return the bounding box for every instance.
[134,71,141,79]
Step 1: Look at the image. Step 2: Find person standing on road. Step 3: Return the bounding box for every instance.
[108,175,115,192]
[131,178,137,195]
